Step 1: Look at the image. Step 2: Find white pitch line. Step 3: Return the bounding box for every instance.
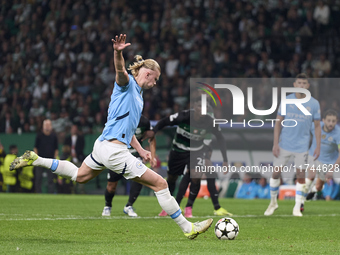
[0,214,339,221]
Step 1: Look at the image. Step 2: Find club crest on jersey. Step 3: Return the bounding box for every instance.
[136,161,143,169]
[193,129,198,133]
[322,134,326,139]
[135,128,141,135]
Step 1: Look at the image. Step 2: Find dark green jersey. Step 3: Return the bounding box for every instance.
[153,109,227,161]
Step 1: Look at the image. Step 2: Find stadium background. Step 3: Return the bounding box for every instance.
[1,0,340,194]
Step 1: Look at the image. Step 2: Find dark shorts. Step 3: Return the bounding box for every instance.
[107,169,124,182]
[168,149,204,177]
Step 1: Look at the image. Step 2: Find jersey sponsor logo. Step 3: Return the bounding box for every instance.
[170,113,178,121]
[177,126,202,141]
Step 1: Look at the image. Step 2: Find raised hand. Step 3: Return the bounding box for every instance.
[112,34,131,52]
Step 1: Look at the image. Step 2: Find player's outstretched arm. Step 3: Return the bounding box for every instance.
[329,149,340,173]
[313,120,321,160]
[273,115,284,157]
[112,34,131,86]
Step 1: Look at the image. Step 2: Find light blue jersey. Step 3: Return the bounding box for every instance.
[278,93,320,153]
[309,122,340,164]
[98,74,143,147]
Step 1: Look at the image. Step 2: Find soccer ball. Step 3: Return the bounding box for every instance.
[214,217,239,240]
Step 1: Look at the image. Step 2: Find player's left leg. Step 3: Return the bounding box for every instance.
[175,171,191,206]
[293,151,308,217]
[184,177,201,218]
[207,178,233,216]
[307,170,326,200]
[102,180,118,216]
[294,167,306,217]
[133,168,213,239]
[204,163,233,216]
[302,157,318,211]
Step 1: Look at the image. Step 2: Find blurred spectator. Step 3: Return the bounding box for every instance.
[2,145,19,192]
[0,142,5,191]
[313,0,330,32]
[236,173,258,199]
[0,0,338,132]
[322,175,340,201]
[64,124,85,166]
[313,53,331,77]
[0,111,16,134]
[256,177,270,199]
[33,119,59,193]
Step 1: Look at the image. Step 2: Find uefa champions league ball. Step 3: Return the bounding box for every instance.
[214,217,239,240]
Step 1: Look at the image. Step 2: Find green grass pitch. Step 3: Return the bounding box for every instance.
[0,194,339,254]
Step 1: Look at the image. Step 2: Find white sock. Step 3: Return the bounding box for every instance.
[311,185,317,193]
[305,178,313,193]
[269,178,280,204]
[33,156,53,168]
[294,182,305,210]
[33,157,78,181]
[155,188,192,233]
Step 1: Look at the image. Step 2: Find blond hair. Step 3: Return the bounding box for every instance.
[128,55,161,77]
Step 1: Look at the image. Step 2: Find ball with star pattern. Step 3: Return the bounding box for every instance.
[214,217,239,240]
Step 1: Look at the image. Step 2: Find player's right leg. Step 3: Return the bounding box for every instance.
[205,166,233,216]
[133,168,213,239]
[264,167,281,216]
[175,171,191,207]
[123,181,143,217]
[102,171,120,216]
[10,150,103,183]
[307,169,326,200]
[265,147,292,216]
[292,151,309,217]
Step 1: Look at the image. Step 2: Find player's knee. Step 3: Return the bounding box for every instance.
[157,177,168,190]
[167,174,177,184]
[76,176,90,184]
[272,171,281,179]
[107,182,117,193]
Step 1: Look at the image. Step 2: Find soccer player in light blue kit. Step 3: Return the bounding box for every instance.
[264,73,321,217]
[10,34,213,239]
[305,109,340,201]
